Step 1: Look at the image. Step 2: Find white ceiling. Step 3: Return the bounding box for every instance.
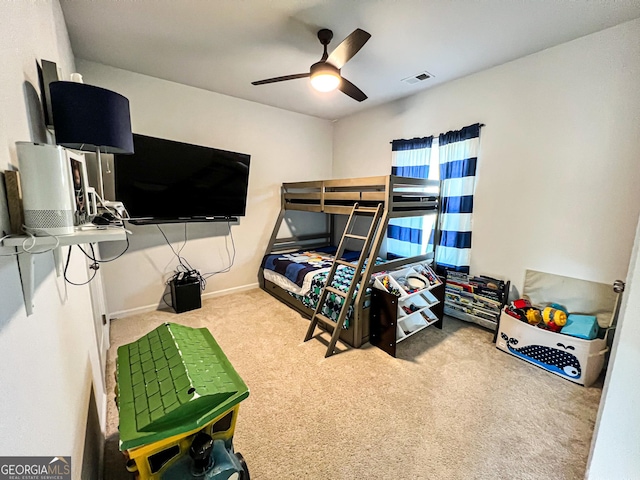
[60,0,640,120]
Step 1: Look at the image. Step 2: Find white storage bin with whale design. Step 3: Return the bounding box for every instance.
[496,270,624,387]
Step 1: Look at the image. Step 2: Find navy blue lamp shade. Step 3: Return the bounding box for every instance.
[49,81,134,154]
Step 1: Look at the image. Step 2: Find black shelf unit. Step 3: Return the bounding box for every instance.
[370,269,445,357]
[443,272,509,339]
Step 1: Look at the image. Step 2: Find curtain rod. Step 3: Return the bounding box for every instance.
[389,123,485,144]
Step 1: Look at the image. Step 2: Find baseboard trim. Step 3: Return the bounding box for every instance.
[110,303,160,320]
[201,282,258,300]
[109,283,259,320]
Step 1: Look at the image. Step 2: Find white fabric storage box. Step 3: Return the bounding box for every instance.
[496,270,621,387]
[497,311,607,386]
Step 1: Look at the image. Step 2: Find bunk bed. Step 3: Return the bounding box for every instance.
[258,175,441,349]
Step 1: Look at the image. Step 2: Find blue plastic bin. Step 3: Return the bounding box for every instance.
[561,314,599,340]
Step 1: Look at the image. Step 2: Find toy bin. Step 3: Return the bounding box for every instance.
[496,270,623,387]
[497,311,607,386]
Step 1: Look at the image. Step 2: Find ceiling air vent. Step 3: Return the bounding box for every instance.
[402,71,434,85]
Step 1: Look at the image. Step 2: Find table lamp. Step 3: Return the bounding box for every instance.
[49,81,134,199]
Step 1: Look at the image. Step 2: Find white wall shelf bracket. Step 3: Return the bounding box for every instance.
[2,228,127,316]
[16,249,36,316]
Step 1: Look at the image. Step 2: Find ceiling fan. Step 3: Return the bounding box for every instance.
[251,28,371,102]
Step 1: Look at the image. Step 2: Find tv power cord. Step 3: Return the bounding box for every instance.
[157,221,236,309]
[64,235,130,286]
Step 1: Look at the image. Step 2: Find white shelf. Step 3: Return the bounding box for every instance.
[375,265,441,300]
[445,294,500,308]
[1,227,127,316]
[420,308,439,323]
[444,287,501,309]
[444,306,498,331]
[391,266,442,299]
[397,293,440,318]
[397,310,440,343]
[2,227,126,248]
[397,323,428,343]
[445,299,499,318]
[397,314,428,342]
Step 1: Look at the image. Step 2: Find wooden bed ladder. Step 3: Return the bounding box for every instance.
[304,203,383,357]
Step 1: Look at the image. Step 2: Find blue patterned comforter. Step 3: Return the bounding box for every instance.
[261,247,360,288]
[289,259,382,329]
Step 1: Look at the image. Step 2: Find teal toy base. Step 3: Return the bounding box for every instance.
[163,440,249,480]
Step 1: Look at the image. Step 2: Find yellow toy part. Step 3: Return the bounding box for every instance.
[125,405,240,480]
[543,307,567,327]
[525,308,542,325]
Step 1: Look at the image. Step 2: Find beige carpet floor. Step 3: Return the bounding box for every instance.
[104,288,602,480]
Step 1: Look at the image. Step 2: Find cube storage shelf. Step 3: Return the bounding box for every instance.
[371,262,444,357]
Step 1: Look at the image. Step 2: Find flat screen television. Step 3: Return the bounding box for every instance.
[114,134,250,224]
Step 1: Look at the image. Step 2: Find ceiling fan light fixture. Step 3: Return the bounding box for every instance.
[252,28,370,101]
[311,73,341,92]
[310,62,341,92]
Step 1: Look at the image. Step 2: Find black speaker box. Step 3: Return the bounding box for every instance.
[169,277,202,313]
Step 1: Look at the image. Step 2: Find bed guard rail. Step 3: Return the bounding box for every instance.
[371,251,436,274]
[282,175,439,217]
[268,233,332,254]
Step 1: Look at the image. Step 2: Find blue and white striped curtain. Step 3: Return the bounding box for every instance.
[387,136,433,259]
[435,123,481,274]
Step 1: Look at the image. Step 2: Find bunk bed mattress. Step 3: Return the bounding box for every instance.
[289,265,363,329]
[288,258,384,329]
[262,248,381,328]
[262,268,329,296]
[261,248,359,295]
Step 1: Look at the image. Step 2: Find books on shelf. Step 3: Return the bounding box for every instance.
[444,271,509,330]
[444,300,498,322]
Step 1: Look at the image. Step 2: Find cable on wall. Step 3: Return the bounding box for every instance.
[158,224,205,296]
[0,230,61,257]
[202,221,236,279]
[64,245,98,286]
[157,224,194,272]
[65,232,130,285]
[77,234,130,263]
[158,221,237,296]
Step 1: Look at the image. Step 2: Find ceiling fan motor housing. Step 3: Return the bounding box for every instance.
[310,61,339,77]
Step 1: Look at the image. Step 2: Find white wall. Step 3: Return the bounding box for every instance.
[76,60,333,316]
[333,19,640,291]
[0,1,104,477]
[587,212,640,478]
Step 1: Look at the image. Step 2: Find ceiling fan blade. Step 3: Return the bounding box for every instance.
[252,73,310,85]
[339,77,367,102]
[327,28,371,69]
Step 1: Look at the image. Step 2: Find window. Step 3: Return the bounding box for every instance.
[148,445,180,474]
